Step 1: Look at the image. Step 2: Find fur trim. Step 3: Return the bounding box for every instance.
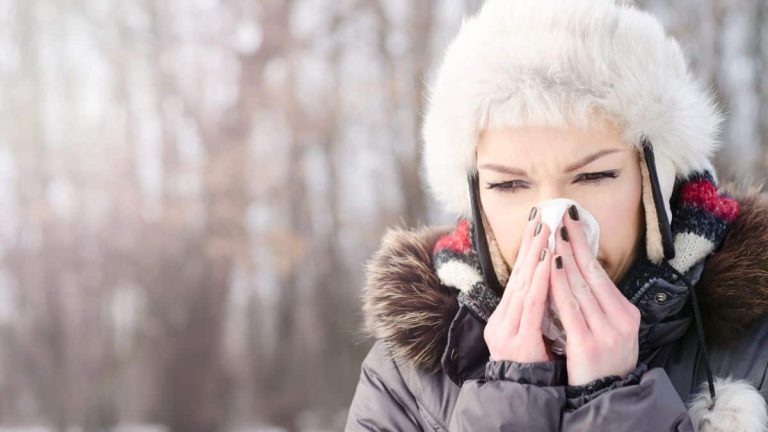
[421,0,722,219]
[688,377,768,432]
[362,186,768,372]
[361,224,457,373]
[697,183,768,347]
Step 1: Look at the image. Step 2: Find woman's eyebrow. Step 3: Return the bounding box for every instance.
[478,148,624,176]
[564,148,623,172]
[477,164,528,176]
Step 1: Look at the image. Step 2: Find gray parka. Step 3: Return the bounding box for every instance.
[345,187,768,431]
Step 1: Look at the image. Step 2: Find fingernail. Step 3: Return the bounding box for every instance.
[540,248,547,261]
[528,206,537,221]
[560,226,569,242]
[555,255,563,269]
[568,205,580,221]
[534,222,542,236]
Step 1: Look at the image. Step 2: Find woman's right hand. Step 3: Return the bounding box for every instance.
[484,206,553,363]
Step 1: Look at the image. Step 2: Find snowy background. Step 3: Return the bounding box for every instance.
[0,0,766,431]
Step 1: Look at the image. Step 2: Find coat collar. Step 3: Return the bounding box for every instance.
[361,183,768,374]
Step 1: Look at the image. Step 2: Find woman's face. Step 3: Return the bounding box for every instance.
[476,118,644,283]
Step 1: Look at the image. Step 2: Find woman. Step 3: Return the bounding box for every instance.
[346,1,768,430]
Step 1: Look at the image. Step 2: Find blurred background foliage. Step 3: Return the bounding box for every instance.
[0,0,766,431]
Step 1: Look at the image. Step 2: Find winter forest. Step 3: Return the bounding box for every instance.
[0,0,767,431]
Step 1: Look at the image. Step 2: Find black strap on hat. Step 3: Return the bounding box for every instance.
[468,172,504,298]
[663,261,717,410]
[641,138,676,260]
[642,140,718,409]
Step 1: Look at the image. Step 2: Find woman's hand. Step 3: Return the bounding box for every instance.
[550,205,641,386]
[484,206,554,363]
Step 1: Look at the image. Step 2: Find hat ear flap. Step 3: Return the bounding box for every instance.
[640,139,676,264]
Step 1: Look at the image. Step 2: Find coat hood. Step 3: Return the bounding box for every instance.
[361,183,768,374]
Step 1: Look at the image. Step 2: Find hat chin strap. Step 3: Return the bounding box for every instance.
[640,138,676,263]
[468,173,504,298]
[641,139,719,409]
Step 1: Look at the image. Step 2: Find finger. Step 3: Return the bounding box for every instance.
[523,221,550,291]
[555,225,609,332]
[496,270,523,320]
[501,215,549,321]
[498,206,541,316]
[561,208,628,318]
[518,247,552,336]
[504,236,548,335]
[549,252,588,339]
[512,206,541,273]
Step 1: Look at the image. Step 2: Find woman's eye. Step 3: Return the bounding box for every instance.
[576,170,619,184]
[485,171,618,193]
[485,180,527,192]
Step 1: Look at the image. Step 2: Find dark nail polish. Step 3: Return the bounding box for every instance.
[528,206,537,221]
[555,255,563,269]
[560,226,569,242]
[540,248,546,261]
[568,205,580,221]
[534,222,542,236]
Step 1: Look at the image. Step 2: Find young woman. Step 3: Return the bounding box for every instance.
[346,1,768,430]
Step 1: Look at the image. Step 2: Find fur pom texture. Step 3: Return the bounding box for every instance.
[688,377,768,432]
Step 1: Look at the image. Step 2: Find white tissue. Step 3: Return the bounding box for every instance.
[534,198,600,356]
[537,198,600,256]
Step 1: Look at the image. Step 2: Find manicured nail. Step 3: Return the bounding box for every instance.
[528,206,537,221]
[534,222,542,236]
[560,226,569,242]
[555,255,563,269]
[568,205,580,221]
[540,248,547,261]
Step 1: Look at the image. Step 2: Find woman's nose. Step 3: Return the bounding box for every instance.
[535,184,569,203]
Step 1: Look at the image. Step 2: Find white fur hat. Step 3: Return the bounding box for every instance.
[421,0,724,264]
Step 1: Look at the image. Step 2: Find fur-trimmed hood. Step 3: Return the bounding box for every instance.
[361,184,768,374]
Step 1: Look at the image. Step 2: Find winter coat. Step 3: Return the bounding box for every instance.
[345,187,768,431]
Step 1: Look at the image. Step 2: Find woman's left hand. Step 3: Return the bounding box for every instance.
[549,206,642,386]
